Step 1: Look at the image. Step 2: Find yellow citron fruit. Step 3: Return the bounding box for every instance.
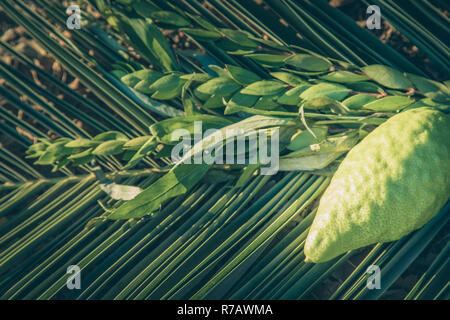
[304,107,450,263]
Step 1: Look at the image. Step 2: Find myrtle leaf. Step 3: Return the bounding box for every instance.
[406,73,450,100]
[180,28,222,41]
[270,72,307,85]
[93,131,128,142]
[133,79,154,94]
[281,68,327,76]
[300,83,349,101]
[121,74,140,87]
[35,140,72,165]
[71,155,94,166]
[342,94,377,110]
[150,11,190,26]
[111,70,127,79]
[347,81,384,94]
[303,97,345,111]
[225,104,294,116]
[196,77,241,95]
[150,74,186,100]
[92,140,126,156]
[253,95,281,109]
[227,91,259,108]
[65,139,100,148]
[149,74,183,93]
[277,85,309,105]
[129,69,163,81]
[204,94,229,109]
[123,136,153,150]
[226,64,261,85]
[362,65,412,89]
[180,73,213,82]
[320,71,368,83]
[26,142,48,158]
[193,87,211,101]
[131,88,185,117]
[362,96,413,111]
[68,148,93,159]
[240,80,286,96]
[245,53,287,67]
[216,39,256,54]
[220,29,259,48]
[285,54,332,72]
[403,98,450,112]
[208,65,231,78]
[52,158,71,172]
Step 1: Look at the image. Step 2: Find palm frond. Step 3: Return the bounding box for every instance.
[0,0,448,300]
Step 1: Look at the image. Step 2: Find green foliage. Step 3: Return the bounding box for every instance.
[0,0,448,301]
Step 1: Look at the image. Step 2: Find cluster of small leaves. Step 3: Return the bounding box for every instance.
[113,58,450,118]
[25,113,238,171]
[25,131,154,172]
[25,113,367,179]
[25,0,450,221]
[99,0,450,115]
[29,2,450,172]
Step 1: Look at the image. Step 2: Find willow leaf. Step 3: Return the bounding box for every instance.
[108,164,210,219]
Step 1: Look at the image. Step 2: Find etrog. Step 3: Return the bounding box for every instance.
[304,108,450,263]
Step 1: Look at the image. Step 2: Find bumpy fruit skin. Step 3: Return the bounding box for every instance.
[304,108,450,263]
